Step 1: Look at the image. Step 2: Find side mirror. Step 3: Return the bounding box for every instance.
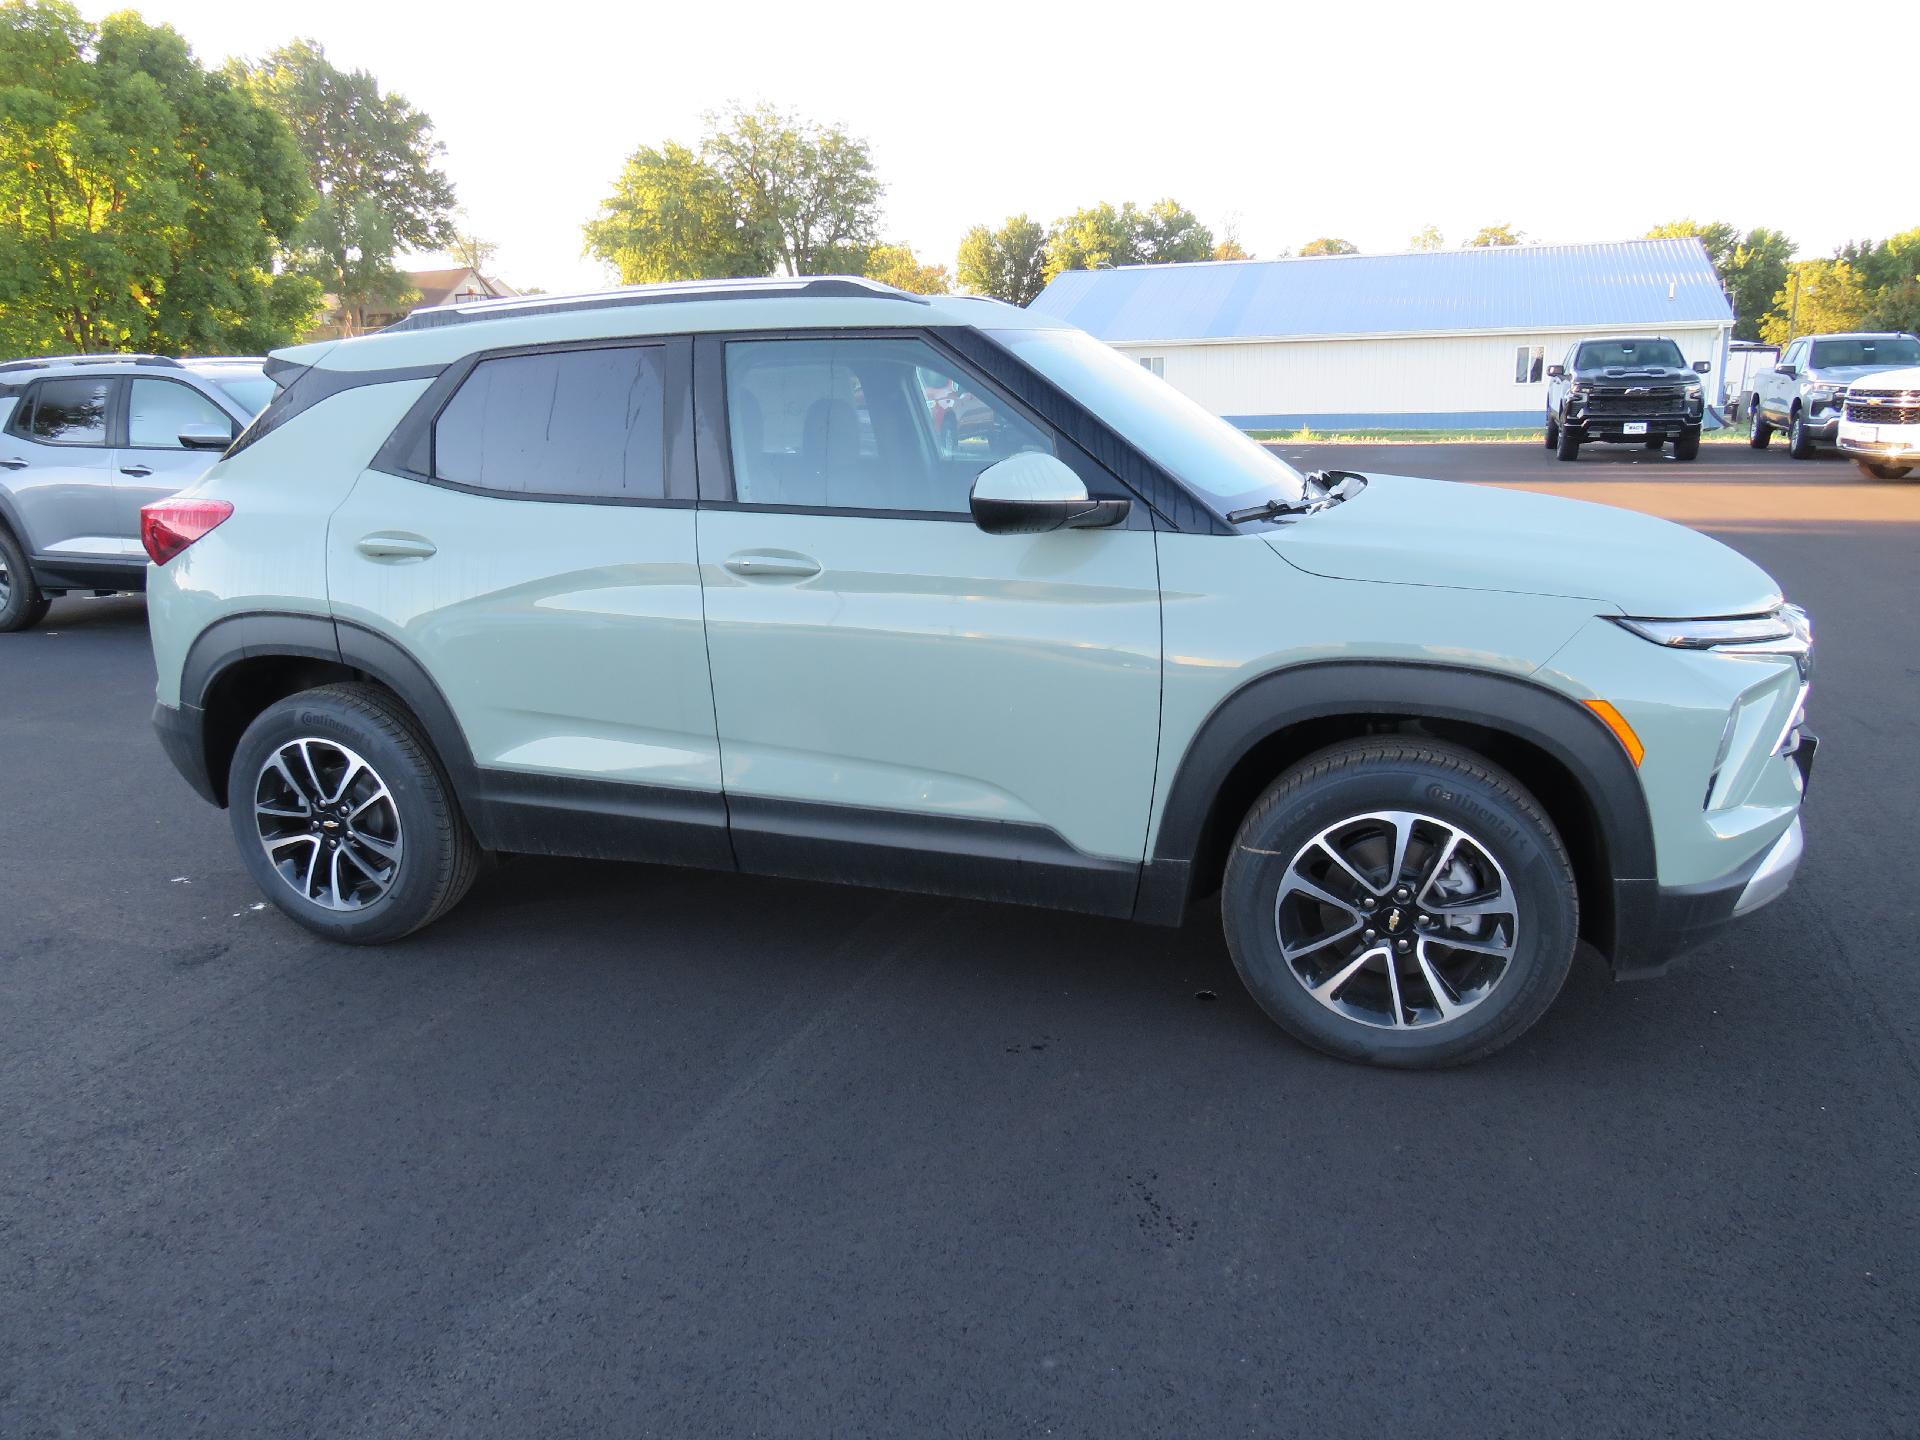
[969,452,1130,535]
[178,423,232,451]
[1546,364,1565,378]
[1776,364,1797,379]
[1692,360,1711,374]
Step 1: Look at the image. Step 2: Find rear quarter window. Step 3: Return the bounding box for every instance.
[433,346,666,501]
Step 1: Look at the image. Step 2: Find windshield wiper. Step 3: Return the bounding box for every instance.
[1228,470,1363,525]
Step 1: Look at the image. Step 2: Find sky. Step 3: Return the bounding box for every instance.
[90,0,1919,296]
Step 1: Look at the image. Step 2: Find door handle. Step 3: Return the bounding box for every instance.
[119,464,153,478]
[356,533,437,561]
[0,458,25,470]
[723,551,821,579]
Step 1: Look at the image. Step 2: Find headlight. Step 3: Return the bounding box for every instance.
[1808,385,1837,403]
[1685,382,1703,398]
[1611,610,1797,649]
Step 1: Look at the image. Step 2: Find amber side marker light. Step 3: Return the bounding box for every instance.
[1583,699,1645,768]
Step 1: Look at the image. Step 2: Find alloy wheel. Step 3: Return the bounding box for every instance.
[254,738,403,910]
[1273,810,1519,1030]
[0,551,10,606]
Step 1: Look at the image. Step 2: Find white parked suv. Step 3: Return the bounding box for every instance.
[1838,365,1920,480]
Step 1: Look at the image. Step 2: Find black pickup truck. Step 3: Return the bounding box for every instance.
[1543,336,1711,462]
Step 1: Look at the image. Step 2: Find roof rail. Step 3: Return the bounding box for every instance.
[0,353,185,374]
[379,275,929,334]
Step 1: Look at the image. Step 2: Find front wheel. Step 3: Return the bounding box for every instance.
[1748,400,1772,449]
[228,682,482,943]
[1544,416,1559,449]
[1673,427,1701,462]
[1555,422,1581,462]
[1788,408,1817,459]
[0,526,52,633]
[1856,460,1913,481]
[1221,739,1578,1068]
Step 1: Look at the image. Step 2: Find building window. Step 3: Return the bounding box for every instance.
[1138,356,1165,378]
[1513,345,1545,384]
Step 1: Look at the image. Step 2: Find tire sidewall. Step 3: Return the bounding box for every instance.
[0,526,46,630]
[227,691,451,943]
[1223,753,1576,1067]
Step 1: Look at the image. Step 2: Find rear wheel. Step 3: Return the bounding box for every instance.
[1221,739,1578,1069]
[1555,421,1581,462]
[228,682,481,943]
[1857,460,1914,480]
[1673,427,1701,462]
[1788,407,1817,459]
[0,526,52,633]
[1748,399,1772,449]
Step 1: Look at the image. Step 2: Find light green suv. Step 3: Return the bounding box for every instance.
[143,278,1816,1067]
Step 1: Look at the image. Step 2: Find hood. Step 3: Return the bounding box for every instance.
[1266,473,1782,617]
[1573,364,1697,386]
[1810,362,1917,385]
[1844,365,1920,391]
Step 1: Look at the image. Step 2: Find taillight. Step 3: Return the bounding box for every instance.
[140,498,233,566]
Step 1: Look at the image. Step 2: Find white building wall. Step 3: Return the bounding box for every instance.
[1113,326,1730,429]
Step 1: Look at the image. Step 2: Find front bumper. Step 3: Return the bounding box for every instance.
[1838,418,1920,462]
[1803,409,1843,441]
[1567,411,1700,441]
[1611,731,1816,979]
[153,700,217,805]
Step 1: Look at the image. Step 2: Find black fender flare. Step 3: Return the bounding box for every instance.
[181,611,481,805]
[1138,661,1658,955]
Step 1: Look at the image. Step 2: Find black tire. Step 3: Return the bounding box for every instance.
[1788,407,1816,459]
[1554,421,1581,462]
[0,525,52,633]
[1856,460,1913,481]
[227,682,481,944]
[1748,399,1772,449]
[1220,738,1578,1069]
[1673,427,1701,462]
[1544,416,1559,449]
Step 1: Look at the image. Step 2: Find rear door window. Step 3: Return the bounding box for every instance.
[433,345,666,501]
[21,377,112,446]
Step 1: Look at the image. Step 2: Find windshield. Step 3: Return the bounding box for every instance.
[1574,338,1686,370]
[988,328,1305,515]
[197,366,275,416]
[1809,336,1920,369]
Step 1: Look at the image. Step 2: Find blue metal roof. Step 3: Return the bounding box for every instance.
[1026,238,1732,342]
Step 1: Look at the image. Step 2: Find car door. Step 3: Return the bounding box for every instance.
[694,332,1163,915]
[0,376,119,559]
[111,377,239,533]
[326,337,730,868]
[1764,342,1804,421]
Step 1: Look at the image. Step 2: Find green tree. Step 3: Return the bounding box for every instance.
[1863,278,1920,334]
[956,214,1048,304]
[0,0,318,355]
[1464,224,1524,247]
[1409,224,1443,251]
[1644,218,1738,273]
[701,103,882,275]
[583,141,769,283]
[1299,237,1358,256]
[234,38,456,334]
[863,242,948,294]
[1213,236,1250,261]
[1726,227,1793,342]
[1760,259,1869,346]
[1042,200,1212,279]
[446,221,497,275]
[1644,220,1792,341]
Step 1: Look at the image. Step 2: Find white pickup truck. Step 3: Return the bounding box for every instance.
[1838,364,1920,480]
[1748,332,1920,459]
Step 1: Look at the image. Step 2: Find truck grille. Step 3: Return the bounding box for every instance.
[1586,389,1689,417]
[1845,390,1920,425]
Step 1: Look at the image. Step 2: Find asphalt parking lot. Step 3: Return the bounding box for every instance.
[4,443,1916,1438]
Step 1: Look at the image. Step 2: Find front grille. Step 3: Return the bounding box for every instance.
[1586,389,1689,417]
[1845,390,1920,425]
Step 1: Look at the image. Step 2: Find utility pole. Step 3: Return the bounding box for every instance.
[1787,269,1801,340]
